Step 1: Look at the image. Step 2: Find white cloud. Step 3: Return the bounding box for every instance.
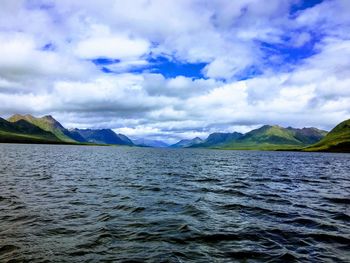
[0,32,97,84]
[292,32,311,47]
[105,59,149,72]
[0,0,349,141]
[75,24,150,59]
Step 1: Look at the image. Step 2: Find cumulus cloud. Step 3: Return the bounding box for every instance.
[0,33,95,80]
[74,24,150,59]
[0,0,349,142]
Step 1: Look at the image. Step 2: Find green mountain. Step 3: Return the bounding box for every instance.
[190,132,243,148]
[0,117,61,144]
[8,114,80,143]
[170,137,203,148]
[219,125,301,150]
[304,119,350,152]
[2,113,341,151]
[2,114,134,146]
[72,128,134,146]
[287,127,328,144]
[192,125,327,150]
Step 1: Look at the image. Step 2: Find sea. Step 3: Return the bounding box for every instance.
[0,144,349,262]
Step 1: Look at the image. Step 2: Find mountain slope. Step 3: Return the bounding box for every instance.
[218,125,299,150]
[8,114,80,143]
[0,117,61,144]
[241,125,301,144]
[132,138,169,148]
[73,129,134,145]
[66,129,87,143]
[190,132,243,148]
[116,133,134,145]
[221,125,327,150]
[304,119,350,152]
[287,127,328,145]
[189,125,327,150]
[170,137,203,148]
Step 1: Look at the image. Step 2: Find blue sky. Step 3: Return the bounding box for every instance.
[0,0,349,142]
[90,0,325,81]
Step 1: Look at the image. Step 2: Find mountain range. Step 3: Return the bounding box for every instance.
[0,114,349,152]
[133,138,169,148]
[190,132,244,148]
[0,117,61,144]
[174,122,349,152]
[8,114,79,143]
[216,125,328,150]
[71,128,134,145]
[169,137,203,148]
[2,114,134,146]
[170,125,327,151]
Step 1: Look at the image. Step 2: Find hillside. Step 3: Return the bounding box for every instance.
[287,127,328,144]
[0,117,61,144]
[132,138,169,148]
[170,137,203,148]
[2,113,343,151]
[2,114,135,146]
[191,125,327,150]
[190,132,243,148]
[73,129,134,146]
[304,119,350,152]
[8,114,80,143]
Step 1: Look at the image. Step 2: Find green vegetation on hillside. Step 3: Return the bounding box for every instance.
[0,117,61,144]
[190,132,243,148]
[217,125,327,150]
[220,142,303,151]
[1,113,348,152]
[8,114,77,142]
[304,119,350,152]
[1,114,134,146]
[0,130,63,144]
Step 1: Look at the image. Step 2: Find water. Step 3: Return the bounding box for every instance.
[0,144,349,263]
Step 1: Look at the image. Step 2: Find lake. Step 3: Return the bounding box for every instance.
[0,144,349,262]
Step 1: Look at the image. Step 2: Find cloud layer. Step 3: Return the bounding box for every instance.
[0,0,349,142]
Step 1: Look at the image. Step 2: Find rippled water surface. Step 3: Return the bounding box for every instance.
[0,144,349,262]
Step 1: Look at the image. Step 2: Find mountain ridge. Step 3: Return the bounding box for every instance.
[132,138,169,148]
[0,117,61,144]
[190,132,243,148]
[170,137,203,148]
[72,128,134,146]
[173,125,328,150]
[219,125,327,150]
[8,114,79,142]
[2,114,134,146]
[1,113,349,152]
[304,119,350,152]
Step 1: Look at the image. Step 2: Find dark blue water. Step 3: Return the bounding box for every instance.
[0,144,349,262]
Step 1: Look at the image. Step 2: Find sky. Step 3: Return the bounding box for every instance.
[0,0,349,143]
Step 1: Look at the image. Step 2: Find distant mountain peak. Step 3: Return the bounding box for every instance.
[260,124,281,130]
[42,115,55,121]
[9,113,32,120]
[74,128,134,145]
[170,136,204,148]
[133,138,169,148]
